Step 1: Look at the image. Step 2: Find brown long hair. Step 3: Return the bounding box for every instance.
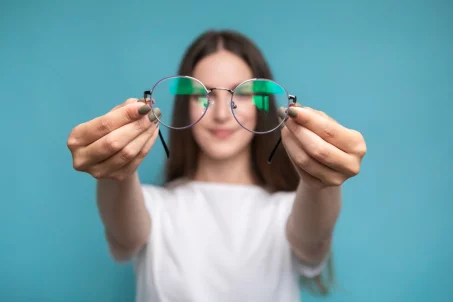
[163,29,334,295]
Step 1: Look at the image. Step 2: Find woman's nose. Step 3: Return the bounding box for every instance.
[209,90,233,122]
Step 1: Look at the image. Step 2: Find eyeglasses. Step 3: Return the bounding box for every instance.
[140,75,298,164]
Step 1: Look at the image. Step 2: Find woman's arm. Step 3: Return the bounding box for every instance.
[286,181,341,266]
[96,172,150,262]
[66,99,160,262]
[279,105,366,266]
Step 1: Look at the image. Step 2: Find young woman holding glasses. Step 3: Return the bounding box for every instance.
[67,30,367,301]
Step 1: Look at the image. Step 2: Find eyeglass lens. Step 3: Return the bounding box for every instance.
[150,76,289,133]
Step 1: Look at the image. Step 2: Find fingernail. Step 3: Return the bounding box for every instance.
[288,107,298,118]
[278,107,288,121]
[294,103,303,108]
[148,107,162,122]
[138,105,151,115]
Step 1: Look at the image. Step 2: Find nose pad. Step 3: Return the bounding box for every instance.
[228,100,238,115]
[201,99,215,114]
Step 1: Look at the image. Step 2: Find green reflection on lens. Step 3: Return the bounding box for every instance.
[237,80,285,95]
[169,77,205,95]
[252,95,269,111]
[237,81,284,112]
[198,97,208,108]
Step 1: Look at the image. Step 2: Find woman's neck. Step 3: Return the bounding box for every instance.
[193,150,259,185]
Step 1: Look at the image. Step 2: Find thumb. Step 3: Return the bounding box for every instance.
[110,98,143,112]
[296,104,338,123]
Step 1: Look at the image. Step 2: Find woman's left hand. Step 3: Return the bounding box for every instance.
[279,105,367,189]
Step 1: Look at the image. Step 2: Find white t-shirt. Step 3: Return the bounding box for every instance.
[133,179,327,302]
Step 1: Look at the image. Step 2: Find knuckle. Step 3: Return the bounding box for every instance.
[348,163,361,176]
[67,127,83,150]
[355,143,367,157]
[327,176,345,187]
[322,126,336,139]
[293,152,310,169]
[352,131,367,156]
[91,169,105,180]
[104,136,122,153]
[72,158,85,171]
[312,145,329,162]
[317,110,327,117]
[138,147,149,159]
[119,146,137,162]
[98,116,114,133]
[66,136,79,150]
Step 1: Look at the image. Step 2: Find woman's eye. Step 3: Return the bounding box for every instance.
[191,95,209,107]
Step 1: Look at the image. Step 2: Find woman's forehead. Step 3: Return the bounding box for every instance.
[192,50,253,89]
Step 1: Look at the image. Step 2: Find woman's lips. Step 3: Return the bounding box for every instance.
[209,129,234,139]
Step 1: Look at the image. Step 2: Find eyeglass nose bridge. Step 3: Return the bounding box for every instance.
[206,87,237,109]
[208,87,234,93]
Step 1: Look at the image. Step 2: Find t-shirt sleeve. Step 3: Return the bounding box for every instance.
[141,184,160,218]
[294,252,329,278]
[132,184,164,263]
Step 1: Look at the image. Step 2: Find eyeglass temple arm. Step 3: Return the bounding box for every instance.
[158,130,170,158]
[267,94,297,164]
[144,91,170,158]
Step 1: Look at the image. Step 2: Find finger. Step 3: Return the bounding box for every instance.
[69,99,152,147]
[292,106,366,158]
[109,98,141,112]
[284,118,360,176]
[282,127,346,186]
[295,165,326,189]
[90,122,159,178]
[290,103,336,123]
[302,106,337,123]
[282,129,325,189]
[108,127,160,181]
[79,108,161,167]
[279,106,336,127]
[282,106,360,154]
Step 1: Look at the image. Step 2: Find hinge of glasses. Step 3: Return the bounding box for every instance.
[142,90,154,105]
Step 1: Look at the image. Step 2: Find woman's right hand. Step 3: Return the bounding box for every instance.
[67,98,162,181]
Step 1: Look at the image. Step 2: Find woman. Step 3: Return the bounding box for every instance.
[67,30,366,301]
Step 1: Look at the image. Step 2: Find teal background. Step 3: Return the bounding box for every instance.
[1,0,452,301]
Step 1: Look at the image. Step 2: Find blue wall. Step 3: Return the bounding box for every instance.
[1,0,452,301]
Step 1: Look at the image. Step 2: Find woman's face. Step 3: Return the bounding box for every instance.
[189,49,257,161]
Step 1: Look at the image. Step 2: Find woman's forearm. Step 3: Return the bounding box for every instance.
[286,180,342,265]
[96,172,150,261]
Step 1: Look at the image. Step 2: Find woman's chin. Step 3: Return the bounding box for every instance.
[193,129,255,161]
[202,146,243,161]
